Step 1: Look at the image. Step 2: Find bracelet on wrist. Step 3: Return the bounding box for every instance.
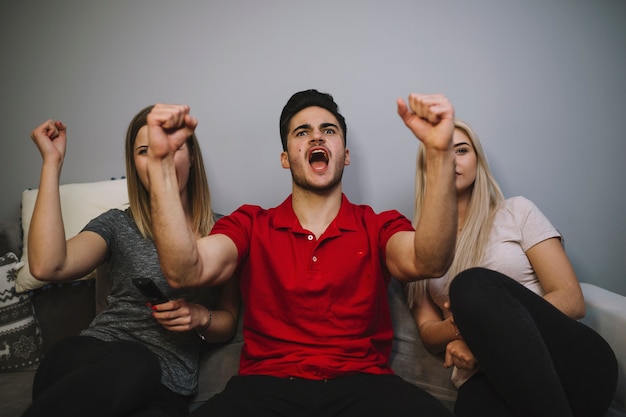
[196,308,213,341]
[453,325,460,339]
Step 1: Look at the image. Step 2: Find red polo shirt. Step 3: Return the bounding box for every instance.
[211,194,414,379]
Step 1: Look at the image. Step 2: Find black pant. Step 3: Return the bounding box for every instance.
[449,268,618,417]
[22,336,189,417]
[190,373,452,417]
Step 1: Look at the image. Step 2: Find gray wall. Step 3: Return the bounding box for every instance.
[1,0,625,296]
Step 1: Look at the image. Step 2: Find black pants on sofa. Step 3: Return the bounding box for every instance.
[450,267,618,417]
[22,336,188,417]
[190,373,452,417]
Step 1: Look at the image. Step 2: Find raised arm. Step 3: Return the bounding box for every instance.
[146,104,238,288]
[387,94,457,281]
[28,120,107,281]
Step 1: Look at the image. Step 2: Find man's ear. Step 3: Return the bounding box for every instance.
[344,149,350,166]
[280,151,290,169]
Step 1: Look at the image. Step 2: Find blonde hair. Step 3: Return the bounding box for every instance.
[406,119,504,308]
[125,105,215,239]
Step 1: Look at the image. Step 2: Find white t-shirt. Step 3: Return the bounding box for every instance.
[425,196,561,387]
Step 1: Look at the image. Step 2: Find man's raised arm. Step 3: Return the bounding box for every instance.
[387,94,457,281]
[146,104,238,288]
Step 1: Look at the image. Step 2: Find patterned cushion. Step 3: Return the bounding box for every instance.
[0,252,44,372]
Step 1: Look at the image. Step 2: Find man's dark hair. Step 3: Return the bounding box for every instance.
[279,89,347,151]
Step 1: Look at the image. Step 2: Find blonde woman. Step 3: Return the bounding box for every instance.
[407,120,617,417]
[24,106,240,417]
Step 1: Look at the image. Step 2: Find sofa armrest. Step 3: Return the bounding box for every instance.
[580,282,626,408]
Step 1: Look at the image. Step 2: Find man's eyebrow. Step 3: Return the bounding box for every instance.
[320,122,339,130]
[292,123,312,134]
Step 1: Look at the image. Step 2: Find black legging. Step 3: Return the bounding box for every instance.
[449,267,617,417]
[22,336,189,417]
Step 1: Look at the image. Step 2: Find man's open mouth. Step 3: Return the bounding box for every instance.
[309,148,329,170]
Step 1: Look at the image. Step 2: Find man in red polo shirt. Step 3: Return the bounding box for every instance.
[146,90,457,416]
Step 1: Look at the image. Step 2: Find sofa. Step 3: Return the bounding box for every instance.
[0,179,624,417]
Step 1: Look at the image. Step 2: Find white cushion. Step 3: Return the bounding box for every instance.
[15,179,128,293]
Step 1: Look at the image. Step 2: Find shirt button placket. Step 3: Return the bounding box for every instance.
[307,235,319,270]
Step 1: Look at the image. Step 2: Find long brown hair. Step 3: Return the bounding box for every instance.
[124,105,215,239]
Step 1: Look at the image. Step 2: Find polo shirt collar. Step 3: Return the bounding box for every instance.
[272,194,359,233]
